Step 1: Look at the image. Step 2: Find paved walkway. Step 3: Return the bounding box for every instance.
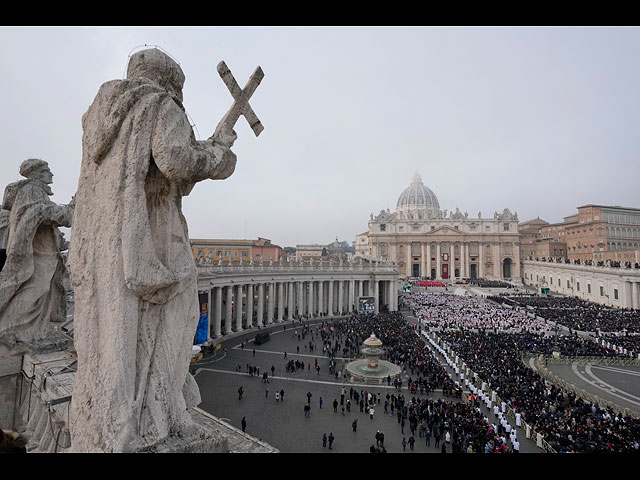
[193,313,542,453]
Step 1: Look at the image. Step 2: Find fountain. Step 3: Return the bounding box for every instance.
[344,333,402,385]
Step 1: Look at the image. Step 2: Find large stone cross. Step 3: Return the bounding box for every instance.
[216,61,264,138]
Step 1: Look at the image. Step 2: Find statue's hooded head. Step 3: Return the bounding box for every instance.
[126,48,185,103]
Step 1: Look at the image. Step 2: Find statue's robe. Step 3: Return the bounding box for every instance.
[68,75,235,452]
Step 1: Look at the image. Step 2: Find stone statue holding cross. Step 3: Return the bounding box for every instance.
[68,48,263,452]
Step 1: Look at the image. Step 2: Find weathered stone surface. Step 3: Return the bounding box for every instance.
[0,159,73,345]
[67,48,238,452]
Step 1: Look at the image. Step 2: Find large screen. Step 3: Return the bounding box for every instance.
[358,296,375,312]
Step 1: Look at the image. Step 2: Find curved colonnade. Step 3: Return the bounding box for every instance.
[196,260,400,341]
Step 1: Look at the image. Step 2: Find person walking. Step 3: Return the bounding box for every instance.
[408,434,415,451]
[241,417,246,432]
[333,399,338,413]
[352,418,358,432]
[238,386,244,400]
[369,406,375,419]
[307,391,313,404]
[328,432,334,450]
[280,389,285,402]
[402,437,407,451]
[322,433,327,448]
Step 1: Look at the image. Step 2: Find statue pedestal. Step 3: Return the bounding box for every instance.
[140,407,278,453]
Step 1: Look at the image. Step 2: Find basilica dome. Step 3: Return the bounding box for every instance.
[396,173,440,215]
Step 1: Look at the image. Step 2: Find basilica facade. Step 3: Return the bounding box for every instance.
[355,173,521,281]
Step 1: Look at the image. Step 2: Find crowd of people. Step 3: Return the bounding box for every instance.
[486,294,640,357]
[405,292,548,333]
[467,278,516,289]
[529,256,640,269]
[405,291,640,452]
[312,311,519,452]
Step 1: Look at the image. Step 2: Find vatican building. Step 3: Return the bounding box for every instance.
[355,173,521,281]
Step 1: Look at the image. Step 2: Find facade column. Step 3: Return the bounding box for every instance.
[214,286,222,338]
[436,243,441,280]
[421,243,426,279]
[235,284,243,332]
[338,280,344,315]
[328,280,334,316]
[632,281,639,310]
[479,242,485,278]
[374,279,379,314]
[287,282,294,320]
[460,242,466,279]
[267,282,274,324]
[407,243,412,277]
[277,282,284,322]
[426,243,432,279]
[246,284,254,327]
[358,279,364,298]
[257,283,264,327]
[494,243,501,279]
[225,285,233,334]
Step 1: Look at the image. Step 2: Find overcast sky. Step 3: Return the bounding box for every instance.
[1,26,638,248]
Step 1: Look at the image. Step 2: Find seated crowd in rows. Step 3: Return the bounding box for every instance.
[405,292,640,452]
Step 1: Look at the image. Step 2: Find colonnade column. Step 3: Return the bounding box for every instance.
[225,285,233,334]
[349,280,355,313]
[287,282,294,320]
[328,280,334,316]
[277,282,284,322]
[235,284,243,332]
[374,279,379,314]
[214,286,222,338]
[317,281,324,316]
[246,284,254,327]
[257,283,264,327]
[267,282,274,324]
[297,281,304,318]
[307,281,314,317]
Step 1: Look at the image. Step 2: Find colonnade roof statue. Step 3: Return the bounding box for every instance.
[0,159,73,345]
[67,48,262,452]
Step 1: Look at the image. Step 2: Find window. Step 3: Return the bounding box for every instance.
[217,249,222,257]
[504,223,510,231]
[577,282,580,291]
[600,286,604,296]
[588,284,591,294]
[567,280,570,288]
[242,250,248,257]
[614,289,619,300]
[197,249,203,257]
[380,224,386,232]
[224,249,231,257]
[234,250,238,257]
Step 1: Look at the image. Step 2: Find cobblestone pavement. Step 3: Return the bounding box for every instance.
[193,313,542,453]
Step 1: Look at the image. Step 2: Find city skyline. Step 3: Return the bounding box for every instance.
[1,26,638,248]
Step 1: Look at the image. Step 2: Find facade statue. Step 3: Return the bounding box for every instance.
[67,48,238,452]
[0,159,73,345]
